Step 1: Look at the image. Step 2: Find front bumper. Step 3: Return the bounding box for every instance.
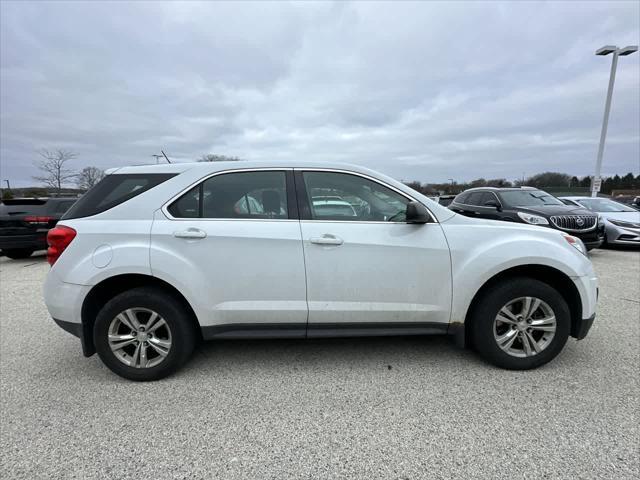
[571,313,596,340]
[570,273,598,340]
[606,224,640,246]
[574,225,605,249]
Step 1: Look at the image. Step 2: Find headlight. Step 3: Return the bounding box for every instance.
[562,233,587,256]
[609,219,640,229]
[517,212,549,225]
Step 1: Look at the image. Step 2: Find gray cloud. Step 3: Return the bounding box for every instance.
[1,0,638,187]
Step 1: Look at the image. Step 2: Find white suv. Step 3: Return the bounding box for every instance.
[44,162,598,381]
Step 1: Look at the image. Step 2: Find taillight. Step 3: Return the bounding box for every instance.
[25,215,54,226]
[47,225,76,266]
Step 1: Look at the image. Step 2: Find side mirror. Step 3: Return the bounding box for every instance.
[484,200,501,210]
[406,201,430,224]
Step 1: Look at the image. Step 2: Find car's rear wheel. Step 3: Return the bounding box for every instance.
[471,278,570,370]
[93,287,196,381]
[3,248,35,259]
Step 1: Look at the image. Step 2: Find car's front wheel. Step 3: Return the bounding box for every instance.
[93,287,197,381]
[471,278,570,370]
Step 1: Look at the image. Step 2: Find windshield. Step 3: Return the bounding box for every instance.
[576,198,637,213]
[499,190,564,207]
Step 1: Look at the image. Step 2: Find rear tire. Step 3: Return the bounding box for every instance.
[3,249,34,259]
[471,278,570,370]
[93,287,197,381]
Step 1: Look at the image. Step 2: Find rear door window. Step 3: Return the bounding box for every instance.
[63,174,175,219]
[167,171,290,219]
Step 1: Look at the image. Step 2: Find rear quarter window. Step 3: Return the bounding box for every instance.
[62,173,175,219]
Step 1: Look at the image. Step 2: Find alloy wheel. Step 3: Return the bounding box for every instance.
[493,296,556,358]
[107,308,172,368]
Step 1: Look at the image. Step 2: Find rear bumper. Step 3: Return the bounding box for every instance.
[45,271,94,356]
[0,234,47,250]
[53,318,94,357]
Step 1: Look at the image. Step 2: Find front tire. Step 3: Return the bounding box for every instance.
[93,287,196,381]
[3,248,35,259]
[470,278,570,370]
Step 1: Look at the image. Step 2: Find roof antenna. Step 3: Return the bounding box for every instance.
[161,150,172,164]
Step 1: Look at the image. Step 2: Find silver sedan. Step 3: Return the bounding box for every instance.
[560,196,640,247]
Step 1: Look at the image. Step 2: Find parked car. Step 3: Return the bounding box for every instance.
[0,197,77,259]
[560,197,640,246]
[606,195,640,211]
[44,162,598,381]
[436,195,456,207]
[448,187,604,250]
[311,198,357,218]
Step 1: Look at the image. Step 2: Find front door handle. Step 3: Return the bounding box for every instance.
[174,228,207,239]
[310,234,344,246]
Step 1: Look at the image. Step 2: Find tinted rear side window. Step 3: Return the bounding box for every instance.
[63,174,175,219]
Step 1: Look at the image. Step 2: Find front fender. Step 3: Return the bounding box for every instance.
[441,220,594,324]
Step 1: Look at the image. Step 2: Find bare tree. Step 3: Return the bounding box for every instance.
[33,149,77,194]
[76,166,105,190]
[198,154,241,162]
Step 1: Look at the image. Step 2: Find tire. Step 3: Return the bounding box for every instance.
[3,249,35,259]
[470,278,570,370]
[93,287,197,381]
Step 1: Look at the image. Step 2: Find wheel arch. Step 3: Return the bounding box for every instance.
[80,274,200,356]
[453,264,583,348]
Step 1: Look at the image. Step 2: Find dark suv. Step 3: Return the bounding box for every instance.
[448,187,604,250]
[0,197,77,259]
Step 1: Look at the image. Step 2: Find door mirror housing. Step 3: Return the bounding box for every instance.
[484,200,501,210]
[406,201,430,224]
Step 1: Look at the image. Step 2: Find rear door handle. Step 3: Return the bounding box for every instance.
[310,234,343,246]
[174,228,207,239]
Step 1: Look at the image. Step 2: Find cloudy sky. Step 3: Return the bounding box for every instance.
[1,1,639,187]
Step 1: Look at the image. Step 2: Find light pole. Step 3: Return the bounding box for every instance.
[592,45,638,197]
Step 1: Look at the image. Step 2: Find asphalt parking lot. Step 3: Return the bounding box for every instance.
[0,249,638,479]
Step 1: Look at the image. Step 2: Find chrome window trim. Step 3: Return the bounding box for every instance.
[297,168,437,224]
[161,168,294,221]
